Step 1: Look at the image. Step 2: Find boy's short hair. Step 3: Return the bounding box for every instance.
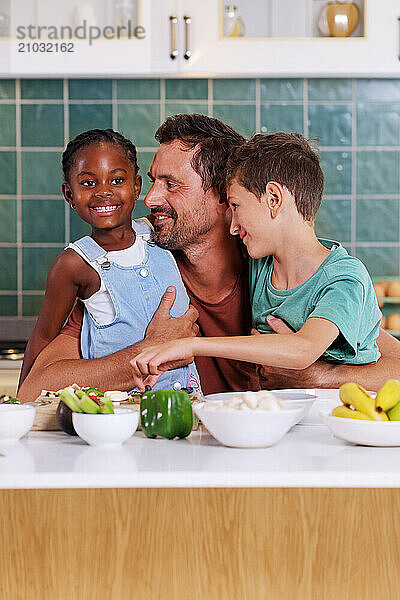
[155,114,245,203]
[226,132,324,221]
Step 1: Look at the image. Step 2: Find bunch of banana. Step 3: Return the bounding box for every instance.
[332,380,400,421]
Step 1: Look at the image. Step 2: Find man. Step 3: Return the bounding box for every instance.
[19,115,400,402]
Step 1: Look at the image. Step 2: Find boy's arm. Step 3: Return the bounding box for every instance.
[259,322,400,392]
[18,251,83,387]
[18,286,199,402]
[129,317,339,391]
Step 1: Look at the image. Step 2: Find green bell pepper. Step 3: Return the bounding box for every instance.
[140,390,193,439]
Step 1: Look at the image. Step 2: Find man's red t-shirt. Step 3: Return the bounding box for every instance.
[62,263,259,395]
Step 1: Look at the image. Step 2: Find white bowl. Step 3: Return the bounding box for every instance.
[193,402,303,448]
[322,411,400,446]
[0,404,36,443]
[72,408,139,447]
[205,390,316,426]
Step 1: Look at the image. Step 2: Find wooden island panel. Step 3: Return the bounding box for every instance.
[0,488,399,600]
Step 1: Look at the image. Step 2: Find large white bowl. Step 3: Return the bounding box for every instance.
[72,408,139,447]
[322,412,400,447]
[0,404,36,443]
[205,390,316,426]
[193,402,303,448]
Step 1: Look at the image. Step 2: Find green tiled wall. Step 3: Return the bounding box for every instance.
[1,77,400,318]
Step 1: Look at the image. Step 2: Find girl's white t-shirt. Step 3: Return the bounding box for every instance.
[68,233,150,325]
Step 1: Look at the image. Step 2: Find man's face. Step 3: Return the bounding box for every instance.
[144,140,215,250]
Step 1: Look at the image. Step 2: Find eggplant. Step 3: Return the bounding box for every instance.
[56,400,77,436]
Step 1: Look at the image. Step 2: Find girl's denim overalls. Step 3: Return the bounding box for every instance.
[70,219,201,393]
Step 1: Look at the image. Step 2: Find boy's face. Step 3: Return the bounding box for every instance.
[227,178,272,259]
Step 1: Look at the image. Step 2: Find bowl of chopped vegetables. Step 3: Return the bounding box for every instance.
[57,386,139,447]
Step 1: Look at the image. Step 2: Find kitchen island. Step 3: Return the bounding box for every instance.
[2,404,400,600]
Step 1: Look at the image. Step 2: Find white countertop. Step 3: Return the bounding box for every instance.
[1,388,400,489]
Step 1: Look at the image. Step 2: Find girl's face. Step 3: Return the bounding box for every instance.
[62,142,141,233]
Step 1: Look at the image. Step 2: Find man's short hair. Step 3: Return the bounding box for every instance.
[155,114,245,202]
[226,132,324,221]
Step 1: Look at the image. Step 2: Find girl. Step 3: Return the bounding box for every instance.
[20,129,200,393]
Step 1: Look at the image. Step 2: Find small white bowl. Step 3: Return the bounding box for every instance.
[322,411,400,447]
[72,408,139,447]
[193,402,303,448]
[0,404,36,443]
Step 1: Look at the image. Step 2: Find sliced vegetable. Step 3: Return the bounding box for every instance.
[85,387,105,398]
[59,387,84,413]
[78,392,101,414]
[58,386,114,415]
[140,389,193,440]
[99,396,114,414]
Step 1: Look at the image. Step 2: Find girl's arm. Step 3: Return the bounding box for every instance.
[130,317,339,391]
[18,250,86,388]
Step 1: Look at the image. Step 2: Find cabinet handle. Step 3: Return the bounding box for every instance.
[398,17,400,60]
[170,14,178,59]
[184,14,192,60]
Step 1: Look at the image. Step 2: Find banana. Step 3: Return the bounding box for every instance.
[339,382,388,421]
[388,401,400,421]
[332,405,372,420]
[375,379,400,412]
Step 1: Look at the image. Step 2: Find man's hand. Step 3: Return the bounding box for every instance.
[259,360,335,390]
[145,286,199,345]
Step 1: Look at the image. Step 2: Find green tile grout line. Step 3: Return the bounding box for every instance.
[303,78,308,138]
[15,79,22,318]
[207,79,213,117]
[255,79,261,133]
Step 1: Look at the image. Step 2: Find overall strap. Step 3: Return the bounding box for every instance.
[71,237,109,269]
[132,217,153,237]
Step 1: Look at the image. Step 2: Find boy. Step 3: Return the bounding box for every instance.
[129,133,382,389]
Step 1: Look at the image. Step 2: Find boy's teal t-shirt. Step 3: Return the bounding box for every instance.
[249,239,381,365]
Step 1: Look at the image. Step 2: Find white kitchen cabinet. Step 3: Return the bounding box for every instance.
[1,0,400,77]
[178,0,400,76]
[0,0,153,77]
[150,0,179,74]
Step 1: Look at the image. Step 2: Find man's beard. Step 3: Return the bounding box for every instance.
[151,204,213,251]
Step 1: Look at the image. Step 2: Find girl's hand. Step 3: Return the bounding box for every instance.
[130,339,195,392]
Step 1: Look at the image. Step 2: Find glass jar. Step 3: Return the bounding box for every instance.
[223,5,245,37]
[115,0,136,30]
